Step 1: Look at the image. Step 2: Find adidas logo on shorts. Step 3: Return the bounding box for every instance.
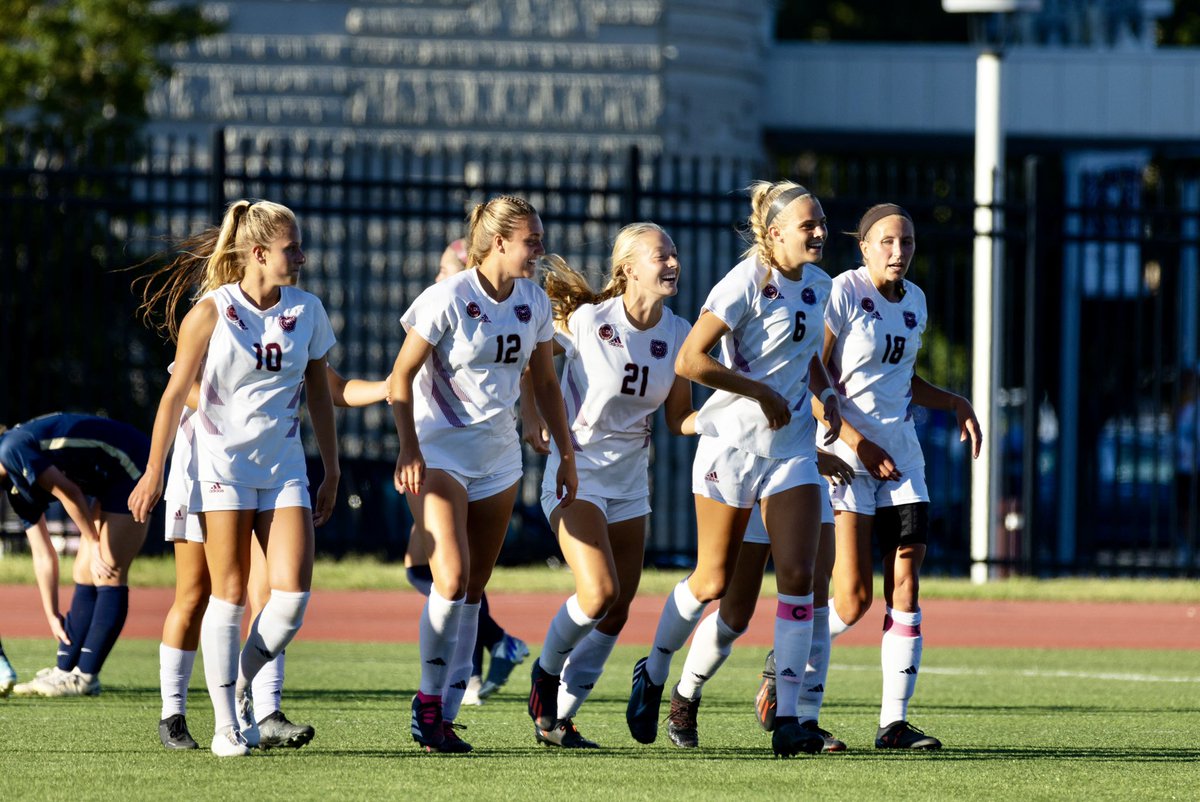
[704,471,719,483]
[209,483,223,493]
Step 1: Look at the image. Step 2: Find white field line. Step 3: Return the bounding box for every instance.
[830,663,1200,683]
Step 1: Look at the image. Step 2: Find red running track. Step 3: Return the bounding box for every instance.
[2,585,1198,650]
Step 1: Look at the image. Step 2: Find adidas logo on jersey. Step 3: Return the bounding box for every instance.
[173,509,184,520]
[704,470,719,482]
[209,483,223,493]
[598,322,624,347]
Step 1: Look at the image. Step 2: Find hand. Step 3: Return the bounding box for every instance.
[49,613,70,645]
[816,450,855,486]
[127,472,163,524]
[755,386,792,430]
[555,456,578,508]
[312,475,339,527]
[90,544,117,582]
[954,396,983,459]
[821,396,843,445]
[384,373,394,405]
[522,415,551,455]
[855,438,901,481]
[393,445,425,496]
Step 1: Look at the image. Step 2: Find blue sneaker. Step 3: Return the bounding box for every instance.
[479,634,530,698]
[625,657,664,744]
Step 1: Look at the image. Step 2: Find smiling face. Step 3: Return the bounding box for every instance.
[860,214,915,287]
[496,214,545,281]
[253,223,305,287]
[624,229,680,300]
[770,196,827,271]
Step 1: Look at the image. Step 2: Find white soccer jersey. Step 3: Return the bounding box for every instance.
[543,296,691,499]
[823,266,927,472]
[400,269,554,475]
[693,255,832,458]
[194,283,336,488]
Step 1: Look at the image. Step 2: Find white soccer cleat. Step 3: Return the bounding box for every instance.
[236,684,261,747]
[12,666,83,697]
[211,725,252,757]
[461,674,484,706]
[53,668,100,697]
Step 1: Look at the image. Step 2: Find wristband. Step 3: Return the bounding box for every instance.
[818,387,837,405]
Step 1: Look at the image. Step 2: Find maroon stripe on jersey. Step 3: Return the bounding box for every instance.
[570,431,583,453]
[731,337,752,373]
[198,410,221,436]
[181,416,195,442]
[286,417,300,438]
[285,385,303,410]
[203,379,225,406]
[428,350,468,428]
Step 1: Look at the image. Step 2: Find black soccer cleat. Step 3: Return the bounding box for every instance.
[771,716,825,758]
[527,659,560,733]
[875,720,942,750]
[666,684,700,749]
[257,710,315,750]
[439,720,474,753]
[800,719,847,753]
[625,657,665,745]
[410,694,447,752]
[159,713,199,750]
[535,718,600,749]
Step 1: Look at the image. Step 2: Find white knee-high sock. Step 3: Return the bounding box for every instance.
[798,605,831,723]
[251,651,285,719]
[201,596,244,733]
[773,593,815,719]
[558,629,618,720]
[880,607,922,726]
[539,595,601,677]
[441,602,480,722]
[646,579,707,686]
[677,612,744,700]
[240,590,309,689]
[159,644,196,719]
[829,603,852,639]
[418,588,463,697]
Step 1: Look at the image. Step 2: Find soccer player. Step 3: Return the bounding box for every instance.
[403,237,532,705]
[129,199,341,758]
[664,448,854,751]
[390,196,577,753]
[3,413,151,697]
[525,224,695,748]
[625,181,843,758]
[157,366,387,751]
[785,203,982,749]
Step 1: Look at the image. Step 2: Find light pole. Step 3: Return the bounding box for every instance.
[942,1,1040,583]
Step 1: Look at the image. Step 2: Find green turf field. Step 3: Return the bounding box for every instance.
[3,554,1200,601]
[1,637,1196,801]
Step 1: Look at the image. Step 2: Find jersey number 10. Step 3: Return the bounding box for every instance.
[254,342,283,372]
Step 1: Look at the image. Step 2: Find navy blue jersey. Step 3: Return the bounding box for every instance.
[0,413,150,526]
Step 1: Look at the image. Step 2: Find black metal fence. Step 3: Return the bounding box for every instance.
[1,130,1197,576]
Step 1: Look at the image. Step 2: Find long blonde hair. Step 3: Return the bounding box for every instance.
[742,180,814,269]
[134,200,297,342]
[465,195,538,269]
[542,222,668,334]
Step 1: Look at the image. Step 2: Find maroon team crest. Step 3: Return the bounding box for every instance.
[279,314,297,333]
[466,301,483,319]
[903,311,918,330]
[861,298,875,313]
[650,339,668,359]
[514,304,532,323]
[801,287,817,305]
[763,284,780,300]
[225,304,248,330]
[598,323,615,341]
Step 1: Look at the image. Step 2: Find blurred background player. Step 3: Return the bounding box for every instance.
[4,413,151,698]
[403,237,530,705]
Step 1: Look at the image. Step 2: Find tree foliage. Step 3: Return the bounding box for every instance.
[0,0,220,141]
